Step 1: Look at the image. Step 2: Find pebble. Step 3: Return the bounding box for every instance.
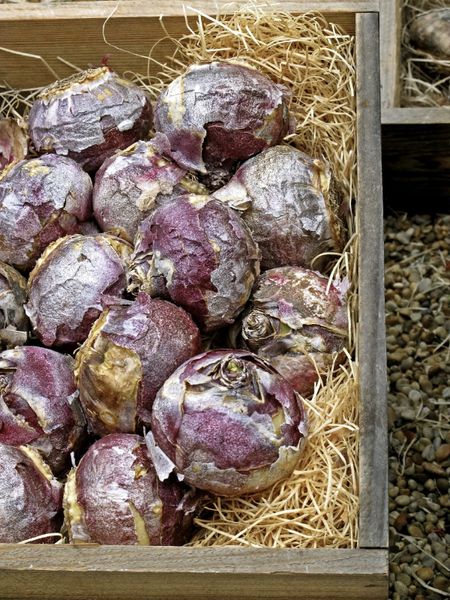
[424,478,436,491]
[408,389,422,402]
[433,575,448,591]
[423,462,446,477]
[389,485,399,498]
[415,567,433,582]
[435,444,450,462]
[397,573,411,586]
[407,524,425,539]
[385,215,450,600]
[394,580,408,595]
[396,495,411,507]
[436,478,448,493]
[422,445,435,461]
[394,513,408,531]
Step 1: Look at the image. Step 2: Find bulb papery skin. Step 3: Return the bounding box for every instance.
[154,62,292,174]
[64,434,199,545]
[129,194,260,332]
[410,9,450,62]
[75,292,201,436]
[214,145,345,271]
[237,266,349,397]
[0,118,28,170]
[29,68,153,172]
[0,346,85,474]
[149,349,307,497]
[0,154,93,270]
[25,234,132,347]
[93,137,206,243]
[0,443,62,543]
[78,220,101,236]
[0,261,28,349]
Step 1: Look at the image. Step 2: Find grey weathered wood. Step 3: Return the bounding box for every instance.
[355,12,388,550]
[383,106,450,124]
[0,0,380,20]
[380,0,401,111]
[0,546,388,599]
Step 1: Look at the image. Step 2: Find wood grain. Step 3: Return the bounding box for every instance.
[382,122,450,212]
[355,12,389,550]
[0,15,185,89]
[0,1,381,89]
[0,546,388,599]
[380,0,401,110]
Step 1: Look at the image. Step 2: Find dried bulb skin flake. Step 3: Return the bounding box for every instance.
[236,266,349,397]
[29,68,153,172]
[64,433,199,545]
[214,145,345,270]
[0,443,62,543]
[0,346,85,474]
[75,293,201,436]
[0,154,93,270]
[25,234,132,347]
[93,137,205,242]
[149,349,307,496]
[0,261,28,349]
[154,61,292,174]
[130,194,260,332]
[0,118,28,170]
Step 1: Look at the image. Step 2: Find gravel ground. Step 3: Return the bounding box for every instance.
[386,214,450,599]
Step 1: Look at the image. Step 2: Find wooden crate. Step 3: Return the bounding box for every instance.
[380,0,450,211]
[0,2,388,599]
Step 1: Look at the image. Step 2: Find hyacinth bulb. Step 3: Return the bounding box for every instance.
[0,443,62,543]
[25,234,132,347]
[0,346,85,474]
[214,145,345,270]
[29,67,153,172]
[0,118,28,171]
[78,220,101,236]
[410,9,450,65]
[75,293,201,436]
[0,154,92,270]
[0,262,28,349]
[64,434,199,545]
[148,350,307,497]
[93,136,206,243]
[235,266,349,397]
[154,62,293,176]
[129,194,260,332]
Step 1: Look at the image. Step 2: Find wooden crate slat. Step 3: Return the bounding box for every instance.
[0,16,185,89]
[383,106,450,124]
[380,0,401,111]
[356,11,388,550]
[0,547,388,599]
[0,0,380,20]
